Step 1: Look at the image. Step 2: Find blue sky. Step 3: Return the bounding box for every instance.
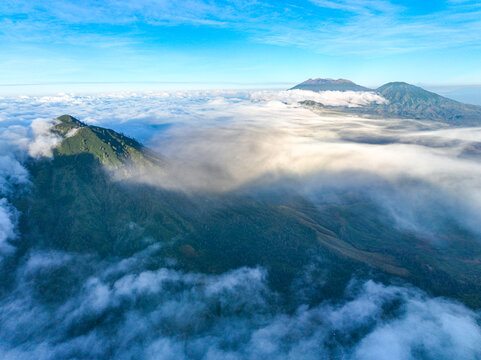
[1,0,481,94]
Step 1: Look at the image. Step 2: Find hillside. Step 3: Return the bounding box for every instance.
[296,80,481,125]
[53,115,163,169]
[367,82,481,124]
[18,116,355,294]
[11,115,481,307]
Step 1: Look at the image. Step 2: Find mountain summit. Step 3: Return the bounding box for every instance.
[295,80,481,125]
[16,114,481,308]
[366,82,481,124]
[52,115,162,169]
[291,78,372,92]
[376,82,453,106]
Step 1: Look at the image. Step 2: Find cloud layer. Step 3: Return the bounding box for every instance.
[0,246,480,360]
[2,89,481,237]
[1,90,481,358]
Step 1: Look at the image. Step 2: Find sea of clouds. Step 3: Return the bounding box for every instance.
[1,245,480,360]
[0,89,481,359]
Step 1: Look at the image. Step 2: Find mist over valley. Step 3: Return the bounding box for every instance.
[1,81,481,359]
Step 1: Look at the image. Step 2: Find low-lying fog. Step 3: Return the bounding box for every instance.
[0,90,480,359]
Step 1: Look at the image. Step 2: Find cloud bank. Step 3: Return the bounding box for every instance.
[3,89,481,237]
[0,246,479,360]
[248,89,387,107]
[0,122,32,260]
[1,90,481,358]
[2,89,481,238]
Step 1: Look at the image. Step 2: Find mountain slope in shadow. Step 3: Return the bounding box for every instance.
[13,115,481,307]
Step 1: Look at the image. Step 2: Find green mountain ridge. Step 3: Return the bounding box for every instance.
[369,82,481,124]
[13,115,481,308]
[294,79,481,125]
[53,114,163,170]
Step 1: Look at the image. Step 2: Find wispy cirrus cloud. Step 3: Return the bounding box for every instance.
[2,0,481,56]
[260,0,481,55]
[309,0,400,14]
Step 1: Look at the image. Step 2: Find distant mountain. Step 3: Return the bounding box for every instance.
[297,80,481,125]
[368,82,481,124]
[291,78,372,92]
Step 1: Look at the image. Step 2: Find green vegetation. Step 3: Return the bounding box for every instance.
[53,115,163,170]
[367,82,481,124]
[15,115,481,307]
[298,81,481,125]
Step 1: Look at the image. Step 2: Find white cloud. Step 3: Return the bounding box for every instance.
[353,294,481,360]
[2,90,481,238]
[0,90,480,358]
[0,199,16,256]
[2,0,481,56]
[0,155,29,193]
[248,89,387,107]
[0,124,31,260]
[27,118,61,158]
[1,248,479,359]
